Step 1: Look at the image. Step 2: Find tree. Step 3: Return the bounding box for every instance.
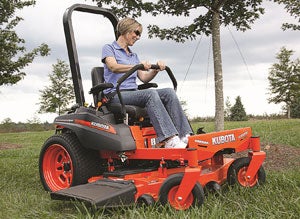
[91,0,264,131]
[179,99,188,116]
[0,0,50,86]
[230,96,248,121]
[273,0,300,31]
[1,117,13,125]
[268,47,300,118]
[290,97,300,118]
[290,59,300,119]
[38,60,75,116]
[224,96,232,121]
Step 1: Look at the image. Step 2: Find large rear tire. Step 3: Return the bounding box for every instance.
[227,157,266,187]
[159,173,204,210]
[39,133,102,192]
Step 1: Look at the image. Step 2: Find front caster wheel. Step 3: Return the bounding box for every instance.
[227,157,266,187]
[137,194,155,207]
[159,173,204,210]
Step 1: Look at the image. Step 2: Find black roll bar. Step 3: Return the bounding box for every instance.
[63,4,119,106]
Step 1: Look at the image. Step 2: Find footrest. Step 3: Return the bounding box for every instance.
[51,179,136,207]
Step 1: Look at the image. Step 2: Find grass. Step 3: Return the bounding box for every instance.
[0,120,299,218]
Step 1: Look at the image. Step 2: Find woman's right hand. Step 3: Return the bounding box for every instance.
[141,61,151,70]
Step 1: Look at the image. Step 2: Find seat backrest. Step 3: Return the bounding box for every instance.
[91,67,104,86]
[90,66,149,125]
[91,67,104,106]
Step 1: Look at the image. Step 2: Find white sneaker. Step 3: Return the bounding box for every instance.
[181,134,190,144]
[165,136,187,149]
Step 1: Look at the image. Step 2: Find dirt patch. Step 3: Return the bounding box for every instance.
[227,143,300,171]
[0,143,22,150]
[262,143,300,171]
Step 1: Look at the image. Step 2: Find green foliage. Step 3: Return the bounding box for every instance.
[291,96,300,118]
[268,47,300,118]
[38,59,75,116]
[0,0,50,86]
[224,96,232,121]
[179,99,188,115]
[0,117,54,132]
[92,0,264,43]
[274,0,300,31]
[230,96,248,121]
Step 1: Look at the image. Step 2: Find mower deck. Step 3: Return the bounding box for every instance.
[50,157,235,207]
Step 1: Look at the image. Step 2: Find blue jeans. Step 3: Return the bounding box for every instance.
[110,88,193,142]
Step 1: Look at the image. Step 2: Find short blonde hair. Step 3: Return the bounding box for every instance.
[117,17,142,36]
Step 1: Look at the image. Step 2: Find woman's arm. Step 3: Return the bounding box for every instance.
[104,56,135,73]
[105,56,165,83]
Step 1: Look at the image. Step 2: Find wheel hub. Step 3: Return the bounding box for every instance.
[63,162,71,172]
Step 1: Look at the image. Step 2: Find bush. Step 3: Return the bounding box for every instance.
[0,118,54,133]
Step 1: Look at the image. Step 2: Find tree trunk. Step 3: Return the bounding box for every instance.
[58,105,61,116]
[211,11,224,131]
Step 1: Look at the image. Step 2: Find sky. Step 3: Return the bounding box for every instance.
[0,0,299,123]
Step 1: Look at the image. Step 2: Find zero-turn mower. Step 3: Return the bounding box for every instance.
[39,4,266,210]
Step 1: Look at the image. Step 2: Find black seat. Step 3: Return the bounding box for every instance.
[90,67,148,121]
